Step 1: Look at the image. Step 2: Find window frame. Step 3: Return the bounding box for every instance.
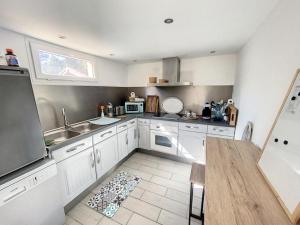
[30,41,96,81]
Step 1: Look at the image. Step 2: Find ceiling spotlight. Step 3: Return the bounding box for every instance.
[210,50,216,54]
[58,35,66,39]
[164,18,174,24]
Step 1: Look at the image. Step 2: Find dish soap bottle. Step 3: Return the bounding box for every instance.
[0,52,7,66]
[5,48,19,67]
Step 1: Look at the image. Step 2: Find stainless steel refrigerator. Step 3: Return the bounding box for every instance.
[0,66,46,178]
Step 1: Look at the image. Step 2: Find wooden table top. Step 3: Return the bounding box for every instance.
[205,137,299,225]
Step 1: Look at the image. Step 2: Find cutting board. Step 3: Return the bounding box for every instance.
[146,95,159,113]
[90,117,120,125]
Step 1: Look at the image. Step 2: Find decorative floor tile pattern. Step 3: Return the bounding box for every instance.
[87,171,140,218]
[67,153,203,225]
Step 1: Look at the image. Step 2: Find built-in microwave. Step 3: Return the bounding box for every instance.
[125,102,144,114]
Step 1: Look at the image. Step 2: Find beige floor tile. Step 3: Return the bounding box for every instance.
[158,210,188,225]
[98,217,120,225]
[112,207,133,225]
[65,215,82,225]
[138,165,172,179]
[130,156,159,168]
[158,164,191,176]
[123,159,142,170]
[122,196,161,221]
[68,204,103,225]
[158,210,201,225]
[151,176,190,193]
[166,188,201,208]
[127,214,160,225]
[170,173,190,184]
[117,166,153,181]
[138,180,167,196]
[141,191,188,218]
[129,187,145,199]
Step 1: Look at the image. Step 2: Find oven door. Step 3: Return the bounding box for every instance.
[150,130,178,155]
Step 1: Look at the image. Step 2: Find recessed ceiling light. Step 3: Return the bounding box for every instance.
[58,35,66,39]
[109,53,115,56]
[164,18,174,24]
[133,60,137,62]
[210,50,216,54]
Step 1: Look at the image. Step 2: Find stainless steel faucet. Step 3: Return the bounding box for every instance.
[62,108,71,129]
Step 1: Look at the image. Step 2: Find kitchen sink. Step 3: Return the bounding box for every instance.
[70,122,102,134]
[44,130,80,146]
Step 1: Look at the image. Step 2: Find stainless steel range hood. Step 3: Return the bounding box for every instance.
[148,57,193,87]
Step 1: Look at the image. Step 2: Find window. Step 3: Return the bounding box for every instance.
[31,41,95,81]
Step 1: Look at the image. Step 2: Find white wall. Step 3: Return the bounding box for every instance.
[127,54,237,87]
[127,61,163,87]
[0,27,127,87]
[233,0,300,148]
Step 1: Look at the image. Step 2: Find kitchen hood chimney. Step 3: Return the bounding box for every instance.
[149,57,193,87]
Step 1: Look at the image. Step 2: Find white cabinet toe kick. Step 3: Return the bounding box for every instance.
[50,117,234,206]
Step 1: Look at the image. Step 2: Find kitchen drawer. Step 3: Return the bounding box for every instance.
[179,123,207,133]
[138,118,150,125]
[127,119,137,128]
[93,126,116,144]
[207,125,235,137]
[52,137,93,162]
[0,179,29,207]
[150,120,178,133]
[207,134,234,140]
[151,119,178,127]
[117,122,128,133]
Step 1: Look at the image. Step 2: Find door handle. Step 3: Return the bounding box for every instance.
[126,134,128,145]
[3,186,27,203]
[100,130,112,137]
[96,149,101,164]
[66,143,85,153]
[90,152,95,168]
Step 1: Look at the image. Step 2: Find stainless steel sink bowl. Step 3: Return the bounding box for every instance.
[70,122,102,134]
[44,130,80,146]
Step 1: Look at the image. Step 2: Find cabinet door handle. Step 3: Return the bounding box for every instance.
[96,149,101,164]
[156,126,160,129]
[100,130,112,137]
[203,139,205,146]
[126,134,128,145]
[134,128,137,139]
[130,121,135,124]
[66,143,85,153]
[3,186,27,203]
[90,152,95,168]
[213,128,224,132]
[186,125,191,128]
[120,125,127,129]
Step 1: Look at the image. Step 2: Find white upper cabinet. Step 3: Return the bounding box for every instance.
[258,70,300,224]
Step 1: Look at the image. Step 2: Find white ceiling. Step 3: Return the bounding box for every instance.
[0,0,279,63]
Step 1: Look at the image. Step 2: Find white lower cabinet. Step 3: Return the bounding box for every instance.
[94,135,118,179]
[178,130,206,164]
[138,124,150,149]
[56,147,96,206]
[128,125,138,153]
[117,130,128,161]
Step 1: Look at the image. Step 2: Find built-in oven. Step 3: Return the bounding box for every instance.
[150,120,178,155]
[125,102,144,114]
